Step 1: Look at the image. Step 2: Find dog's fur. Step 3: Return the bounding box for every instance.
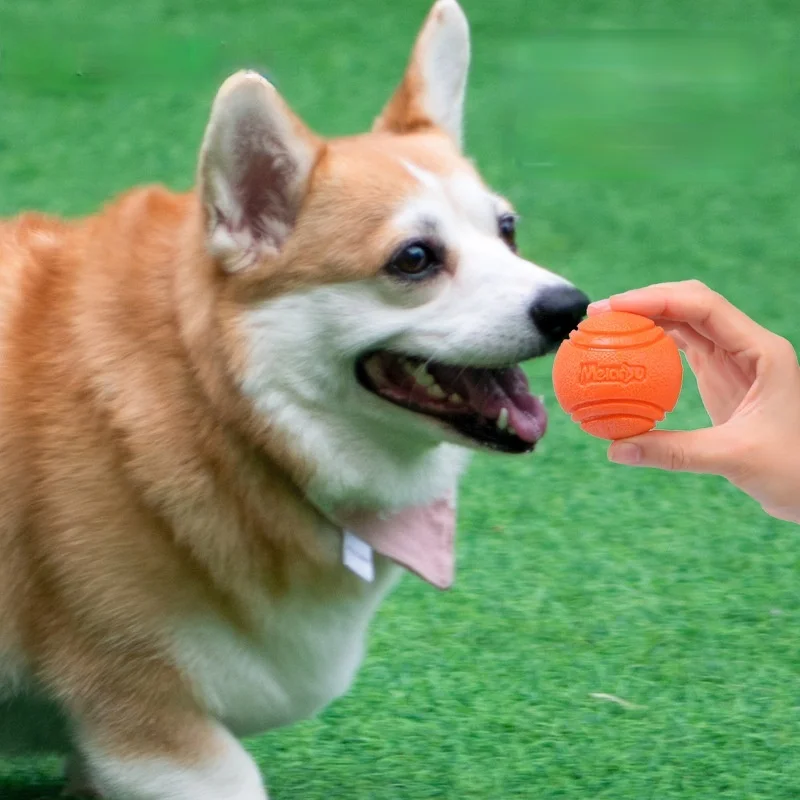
[0,2,578,797]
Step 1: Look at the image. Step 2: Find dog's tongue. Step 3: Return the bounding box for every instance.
[430,364,545,444]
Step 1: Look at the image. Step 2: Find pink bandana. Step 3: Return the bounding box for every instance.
[336,495,457,590]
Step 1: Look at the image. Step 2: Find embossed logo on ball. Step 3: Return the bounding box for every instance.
[579,363,646,386]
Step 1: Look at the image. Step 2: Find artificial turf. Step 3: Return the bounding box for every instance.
[1,0,799,797]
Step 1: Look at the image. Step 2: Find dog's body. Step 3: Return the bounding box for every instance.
[0,189,410,795]
[0,3,587,797]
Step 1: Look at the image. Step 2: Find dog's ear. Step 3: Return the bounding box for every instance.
[198,71,322,272]
[373,0,470,148]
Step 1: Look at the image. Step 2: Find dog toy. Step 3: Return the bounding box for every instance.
[552,311,683,440]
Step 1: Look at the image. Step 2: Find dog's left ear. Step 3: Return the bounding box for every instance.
[373,0,470,148]
[198,71,322,272]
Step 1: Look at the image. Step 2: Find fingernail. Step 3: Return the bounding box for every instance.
[609,443,642,465]
[588,299,611,314]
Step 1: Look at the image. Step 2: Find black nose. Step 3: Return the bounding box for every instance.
[529,286,590,344]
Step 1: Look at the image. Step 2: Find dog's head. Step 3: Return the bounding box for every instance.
[197,0,588,508]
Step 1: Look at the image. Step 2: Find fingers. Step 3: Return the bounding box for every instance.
[589,281,771,355]
[659,321,714,358]
[608,427,736,475]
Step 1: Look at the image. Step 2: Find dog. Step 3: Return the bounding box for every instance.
[0,1,588,797]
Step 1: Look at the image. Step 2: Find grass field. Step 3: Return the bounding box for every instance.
[2,0,800,798]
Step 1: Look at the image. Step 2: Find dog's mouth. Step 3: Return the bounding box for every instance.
[356,351,547,453]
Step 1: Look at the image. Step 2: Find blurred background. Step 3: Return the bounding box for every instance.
[1,0,798,797]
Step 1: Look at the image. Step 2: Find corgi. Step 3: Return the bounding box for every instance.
[0,1,589,797]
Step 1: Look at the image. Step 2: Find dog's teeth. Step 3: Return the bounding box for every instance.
[497,408,509,432]
[508,422,518,437]
[428,383,446,400]
[364,357,385,385]
[402,360,417,377]
[413,366,435,387]
[449,393,464,405]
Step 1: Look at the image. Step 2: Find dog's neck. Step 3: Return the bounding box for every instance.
[304,416,470,515]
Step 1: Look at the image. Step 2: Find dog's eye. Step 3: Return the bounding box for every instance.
[498,214,518,252]
[386,240,442,279]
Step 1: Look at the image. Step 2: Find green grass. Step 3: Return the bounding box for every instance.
[2,0,800,797]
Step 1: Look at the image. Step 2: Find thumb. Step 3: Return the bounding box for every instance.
[607,428,733,475]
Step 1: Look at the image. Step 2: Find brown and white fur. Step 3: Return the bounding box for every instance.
[0,2,584,797]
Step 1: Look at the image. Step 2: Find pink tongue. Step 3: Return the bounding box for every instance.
[506,405,542,443]
[460,370,543,444]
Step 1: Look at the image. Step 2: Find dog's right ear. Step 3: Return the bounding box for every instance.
[198,71,321,272]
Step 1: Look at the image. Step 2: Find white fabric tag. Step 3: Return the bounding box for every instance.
[342,531,375,583]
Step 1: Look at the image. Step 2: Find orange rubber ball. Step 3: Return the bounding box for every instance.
[552,311,683,440]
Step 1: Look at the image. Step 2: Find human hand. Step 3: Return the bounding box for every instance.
[589,280,800,524]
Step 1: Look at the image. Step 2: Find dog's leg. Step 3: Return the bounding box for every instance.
[75,722,267,800]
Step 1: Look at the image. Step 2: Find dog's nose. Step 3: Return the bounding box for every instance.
[529,286,590,344]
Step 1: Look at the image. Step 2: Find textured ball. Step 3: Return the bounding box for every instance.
[552,311,683,440]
